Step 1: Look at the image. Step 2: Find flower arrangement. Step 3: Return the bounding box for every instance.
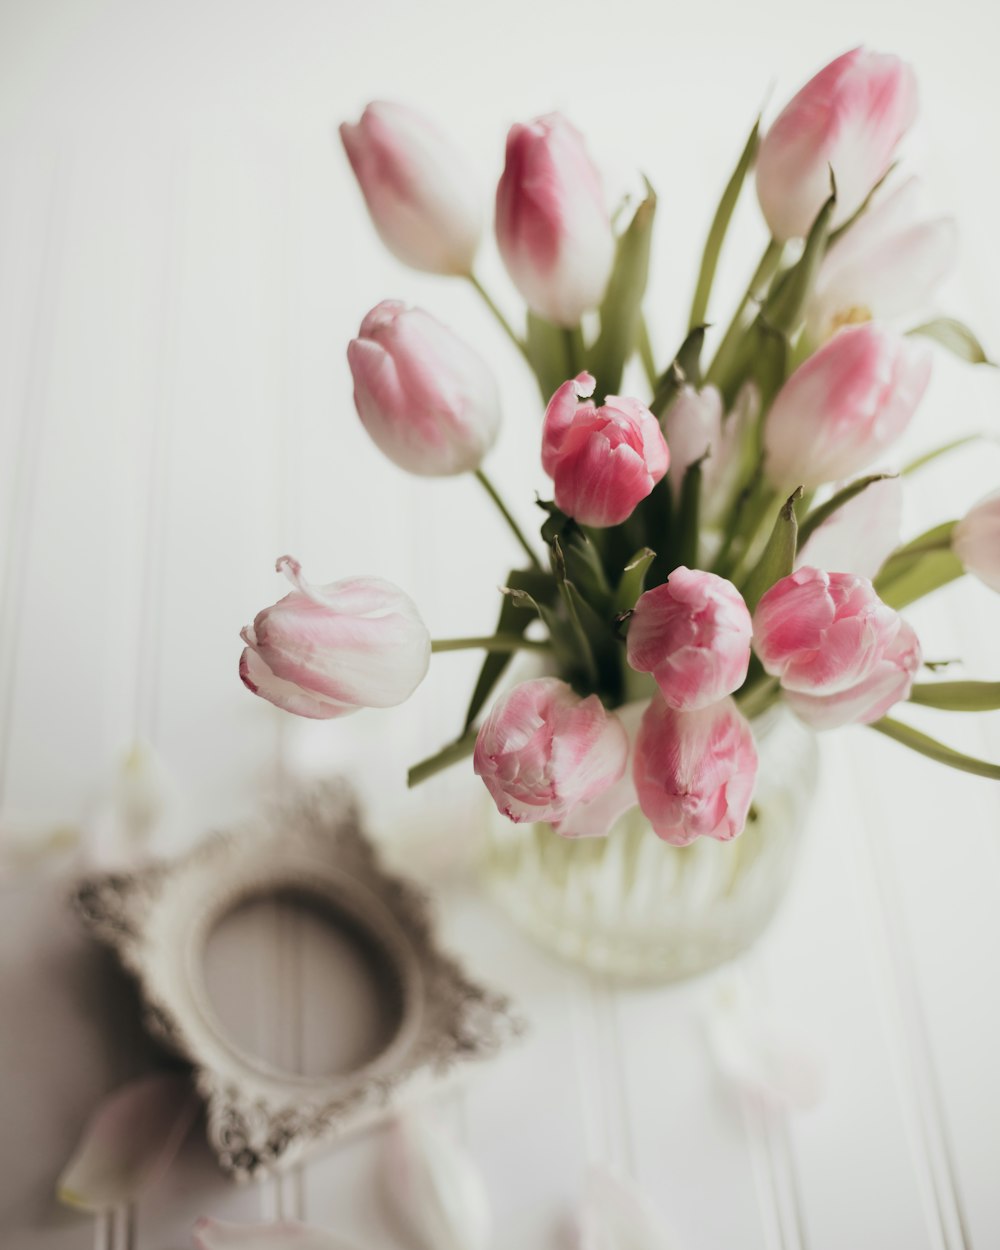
[240,47,1000,850]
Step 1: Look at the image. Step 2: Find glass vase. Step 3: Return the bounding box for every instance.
[483,706,817,983]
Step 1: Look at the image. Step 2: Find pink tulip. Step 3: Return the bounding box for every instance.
[542,373,669,527]
[495,113,615,326]
[756,48,919,241]
[340,101,482,275]
[240,557,430,719]
[556,701,645,838]
[797,475,903,581]
[753,566,901,696]
[474,678,628,826]
[633,695,758,846]
[348,301,500,476]
[627,568,752,711]
[763,323,931,491]
[953,490,1000,593]
[784,619,921,730]
[807,177,957,344]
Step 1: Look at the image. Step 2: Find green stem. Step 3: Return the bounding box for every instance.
[705,238,784,392]
[408,730,478,788]
[562,324,585,378]
[903,435,982,476]
[475,468,543,569]
[432,634,550,654]
[736,676,780,720]
[468,274,531,362]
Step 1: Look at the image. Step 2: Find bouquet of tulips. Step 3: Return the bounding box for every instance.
[239,47,1000,848]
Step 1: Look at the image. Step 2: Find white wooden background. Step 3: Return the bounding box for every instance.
[2,1,1000,1246]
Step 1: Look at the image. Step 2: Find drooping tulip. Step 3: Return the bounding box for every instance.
[340,101,482,275]
[796,475,903,580]
[953,489,1000,593]
[348,301,500,476]
[495,113,615,326]
[626,568,752,711]
[239,557,430,719]
[632,695,758,846]
[474,677,628,826]
[753,566,901,696]
[807,177,957,344]
[542,373,669,527]
[756,47,919,241]
[783,618,921,730]
[763,323,931,491]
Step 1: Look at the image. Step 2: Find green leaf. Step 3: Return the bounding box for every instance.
[826,161,897,248]
[878,550,964,609]
[740,488,802,612]
[903,435,981,476]
[551,539,599,687]
[651,325,707,416]
[908,681,1000,712]
[676,458,703,568]
[798,474,896,550]
[762,178,837,337]
[591,180,657,397]
[615,547,657,612]
[875,521,963,609]
[749,322,789,412]
[908,318,995,366]
[689,118,760,330]
[462,568,556,731]
[870,718,1000,781]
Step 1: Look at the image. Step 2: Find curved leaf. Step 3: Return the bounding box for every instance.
[908,317,994,366]
[592,181,657,396]
[740,489,801,612]
[908,681,1000,712]
[870,718,1000,780]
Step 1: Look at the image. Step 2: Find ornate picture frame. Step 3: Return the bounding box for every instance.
[73,782,521,1181]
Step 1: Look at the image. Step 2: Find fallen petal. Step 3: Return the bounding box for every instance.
[579,1164,681,1250]
[380,1114,491,1250]
[58,1072,198,1211]
[705,977,825,1112]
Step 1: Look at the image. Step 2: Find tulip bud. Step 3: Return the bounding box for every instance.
[763,323,931,491]
[756,47,919,241]
[807,177,957,344]
[495,113,615,326]
[753,566,901,697]
[627,568,752,711]
[239,557,430,719]
[348,301,501,476]
[474,677,628,826]
[633,695,758,846]
[784,618,921,730]
[662,384,722,506]
[953,489,1000,593]
[542,372,669,527]
[797,475,903,580]
[380,1115,491,1250]
[339,101,482,275]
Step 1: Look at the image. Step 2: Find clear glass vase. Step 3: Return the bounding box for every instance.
[483,707,818,982]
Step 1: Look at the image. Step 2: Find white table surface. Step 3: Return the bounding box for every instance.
[3,2,1000,1247]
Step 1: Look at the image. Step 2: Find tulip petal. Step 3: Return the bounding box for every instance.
[193,1219,360,1250]
[57,1073,198,1211]
[380,1115,491,1250]
[239,648,354,719]
[705,977,825,1112]
[579,1164,681,1250]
